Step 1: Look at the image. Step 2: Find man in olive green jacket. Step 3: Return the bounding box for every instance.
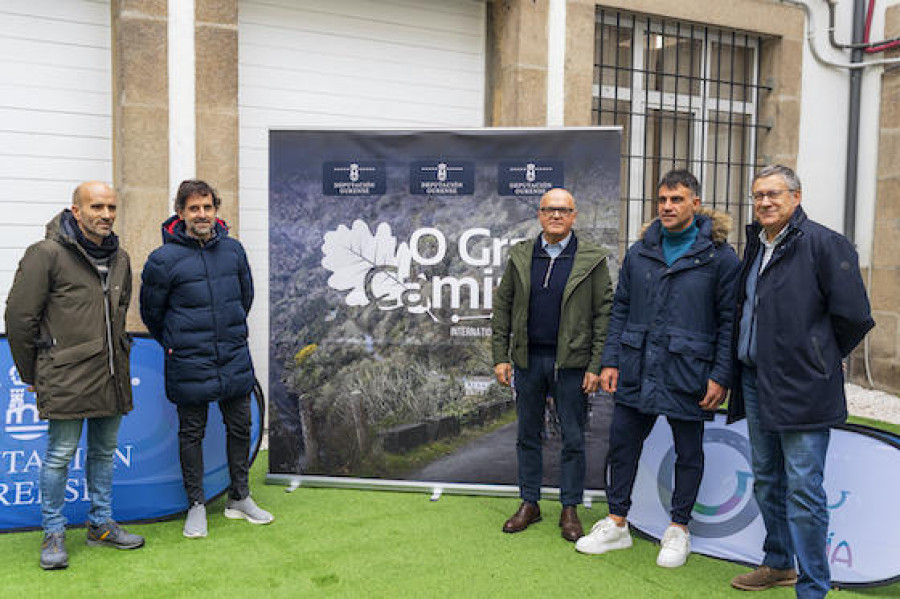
[5,181,144,570]
[492,188,613,541]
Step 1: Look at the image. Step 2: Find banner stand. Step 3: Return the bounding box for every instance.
[1,337,264,532]
[267,473,606,507]
[266,127,622,493]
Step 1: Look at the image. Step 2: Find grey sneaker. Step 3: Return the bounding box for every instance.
[223,496,274,525]
[86,520,145,549]
[183,503,208,538]
[40,531,68,570]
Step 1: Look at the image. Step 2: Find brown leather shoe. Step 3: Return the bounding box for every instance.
[503,502,541,533]
[731,566,798,591]
[559,506,583,542]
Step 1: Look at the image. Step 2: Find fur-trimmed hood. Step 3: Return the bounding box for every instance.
[639,206,733,244]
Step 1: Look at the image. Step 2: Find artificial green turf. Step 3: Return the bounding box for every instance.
[847,415,900,437]
[2,452,898,598]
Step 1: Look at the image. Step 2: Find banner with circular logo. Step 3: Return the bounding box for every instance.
[624,412,900,587]
[1,336,262,532]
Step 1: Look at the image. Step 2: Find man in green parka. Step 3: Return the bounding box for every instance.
[492,188,613,542]
[5,181,144,570]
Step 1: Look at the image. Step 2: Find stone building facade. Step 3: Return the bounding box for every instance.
[100,0,899,393]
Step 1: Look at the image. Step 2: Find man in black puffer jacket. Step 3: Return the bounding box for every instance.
[140,179,272,539]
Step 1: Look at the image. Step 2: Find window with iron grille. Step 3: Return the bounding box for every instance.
[594,8,767,253]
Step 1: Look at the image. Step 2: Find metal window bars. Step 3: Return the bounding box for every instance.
[593,8,771,255]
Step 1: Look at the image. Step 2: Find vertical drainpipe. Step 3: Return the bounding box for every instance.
[844,0,866,243]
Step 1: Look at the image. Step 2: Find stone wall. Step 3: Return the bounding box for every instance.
[112,0,170,331]
[111,0,239,331]
[858,4,900,393]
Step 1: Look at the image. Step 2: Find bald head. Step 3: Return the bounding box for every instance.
[71,181,117,245]
[72,181,114,208]
[538,187,577,244]
[541,188,576,210]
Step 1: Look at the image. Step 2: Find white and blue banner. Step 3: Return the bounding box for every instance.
[626,412,900,588]
[1,337,263,532]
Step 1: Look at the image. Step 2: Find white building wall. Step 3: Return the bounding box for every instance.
[0,0,113,332]
[238,0,487,397]
[794,0,894,265]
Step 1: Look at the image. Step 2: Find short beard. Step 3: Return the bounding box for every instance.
[188,222,212,239]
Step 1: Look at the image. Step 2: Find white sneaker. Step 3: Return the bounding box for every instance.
[656,525,691,568]
[575,516,633,555]
[224,496,274,525]
[183,503,208,538]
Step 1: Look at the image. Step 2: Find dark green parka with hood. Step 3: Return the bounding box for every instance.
[492,232,613,373]
[4,210,133,419]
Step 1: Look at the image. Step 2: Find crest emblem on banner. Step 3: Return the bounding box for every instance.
[4,366,46,441]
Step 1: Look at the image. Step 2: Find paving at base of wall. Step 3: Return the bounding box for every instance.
[847,383,900,425]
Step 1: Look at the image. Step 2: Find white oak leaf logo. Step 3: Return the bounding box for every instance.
[321,220,412,308]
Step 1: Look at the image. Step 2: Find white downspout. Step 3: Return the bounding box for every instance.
[168,0,196,206]
[546,0,566,126]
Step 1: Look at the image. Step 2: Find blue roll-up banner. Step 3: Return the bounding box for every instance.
[1,336,262,532]
[625,412,900,588]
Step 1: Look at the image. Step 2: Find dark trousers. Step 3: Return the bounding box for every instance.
[513,347,588,507]
[177,395,251,505]
[607,402,704,525]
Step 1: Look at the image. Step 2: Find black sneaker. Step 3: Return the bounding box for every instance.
[40,531,68,570]
[86,520,145,550]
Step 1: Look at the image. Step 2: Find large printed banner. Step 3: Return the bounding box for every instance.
[267,128,621,489]
[627,413,900,587]
[1,337,263,532]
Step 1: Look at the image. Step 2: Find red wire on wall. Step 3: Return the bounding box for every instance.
[864,0,900,53]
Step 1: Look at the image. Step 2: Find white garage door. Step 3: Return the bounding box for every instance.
[0,0,112,332]
[238,0,487,395]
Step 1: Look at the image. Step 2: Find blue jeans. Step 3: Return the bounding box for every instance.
[40,416,122,533]
[513,347,587,506]
[606,403,704,525]
[742,366,830,599]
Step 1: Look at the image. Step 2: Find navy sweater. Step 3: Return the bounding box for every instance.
[527,235,577,348]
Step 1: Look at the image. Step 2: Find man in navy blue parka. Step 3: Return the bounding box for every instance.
[576,169,739,568]
[140,179,273,538]
[727,165,874,599]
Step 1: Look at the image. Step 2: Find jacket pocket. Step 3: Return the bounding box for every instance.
[666,334,714,396]
[617,329,645,391]
[51,337,105,366]
[569,326,590,351]
[39,337,108,414]
[809,335,831,378]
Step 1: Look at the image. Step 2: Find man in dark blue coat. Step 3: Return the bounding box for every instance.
[727,165,874,599]
[140,179,272,538]
[576,170,739,569]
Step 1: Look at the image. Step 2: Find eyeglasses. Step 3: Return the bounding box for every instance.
[750,189,794,202]
[539,207,575,215]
